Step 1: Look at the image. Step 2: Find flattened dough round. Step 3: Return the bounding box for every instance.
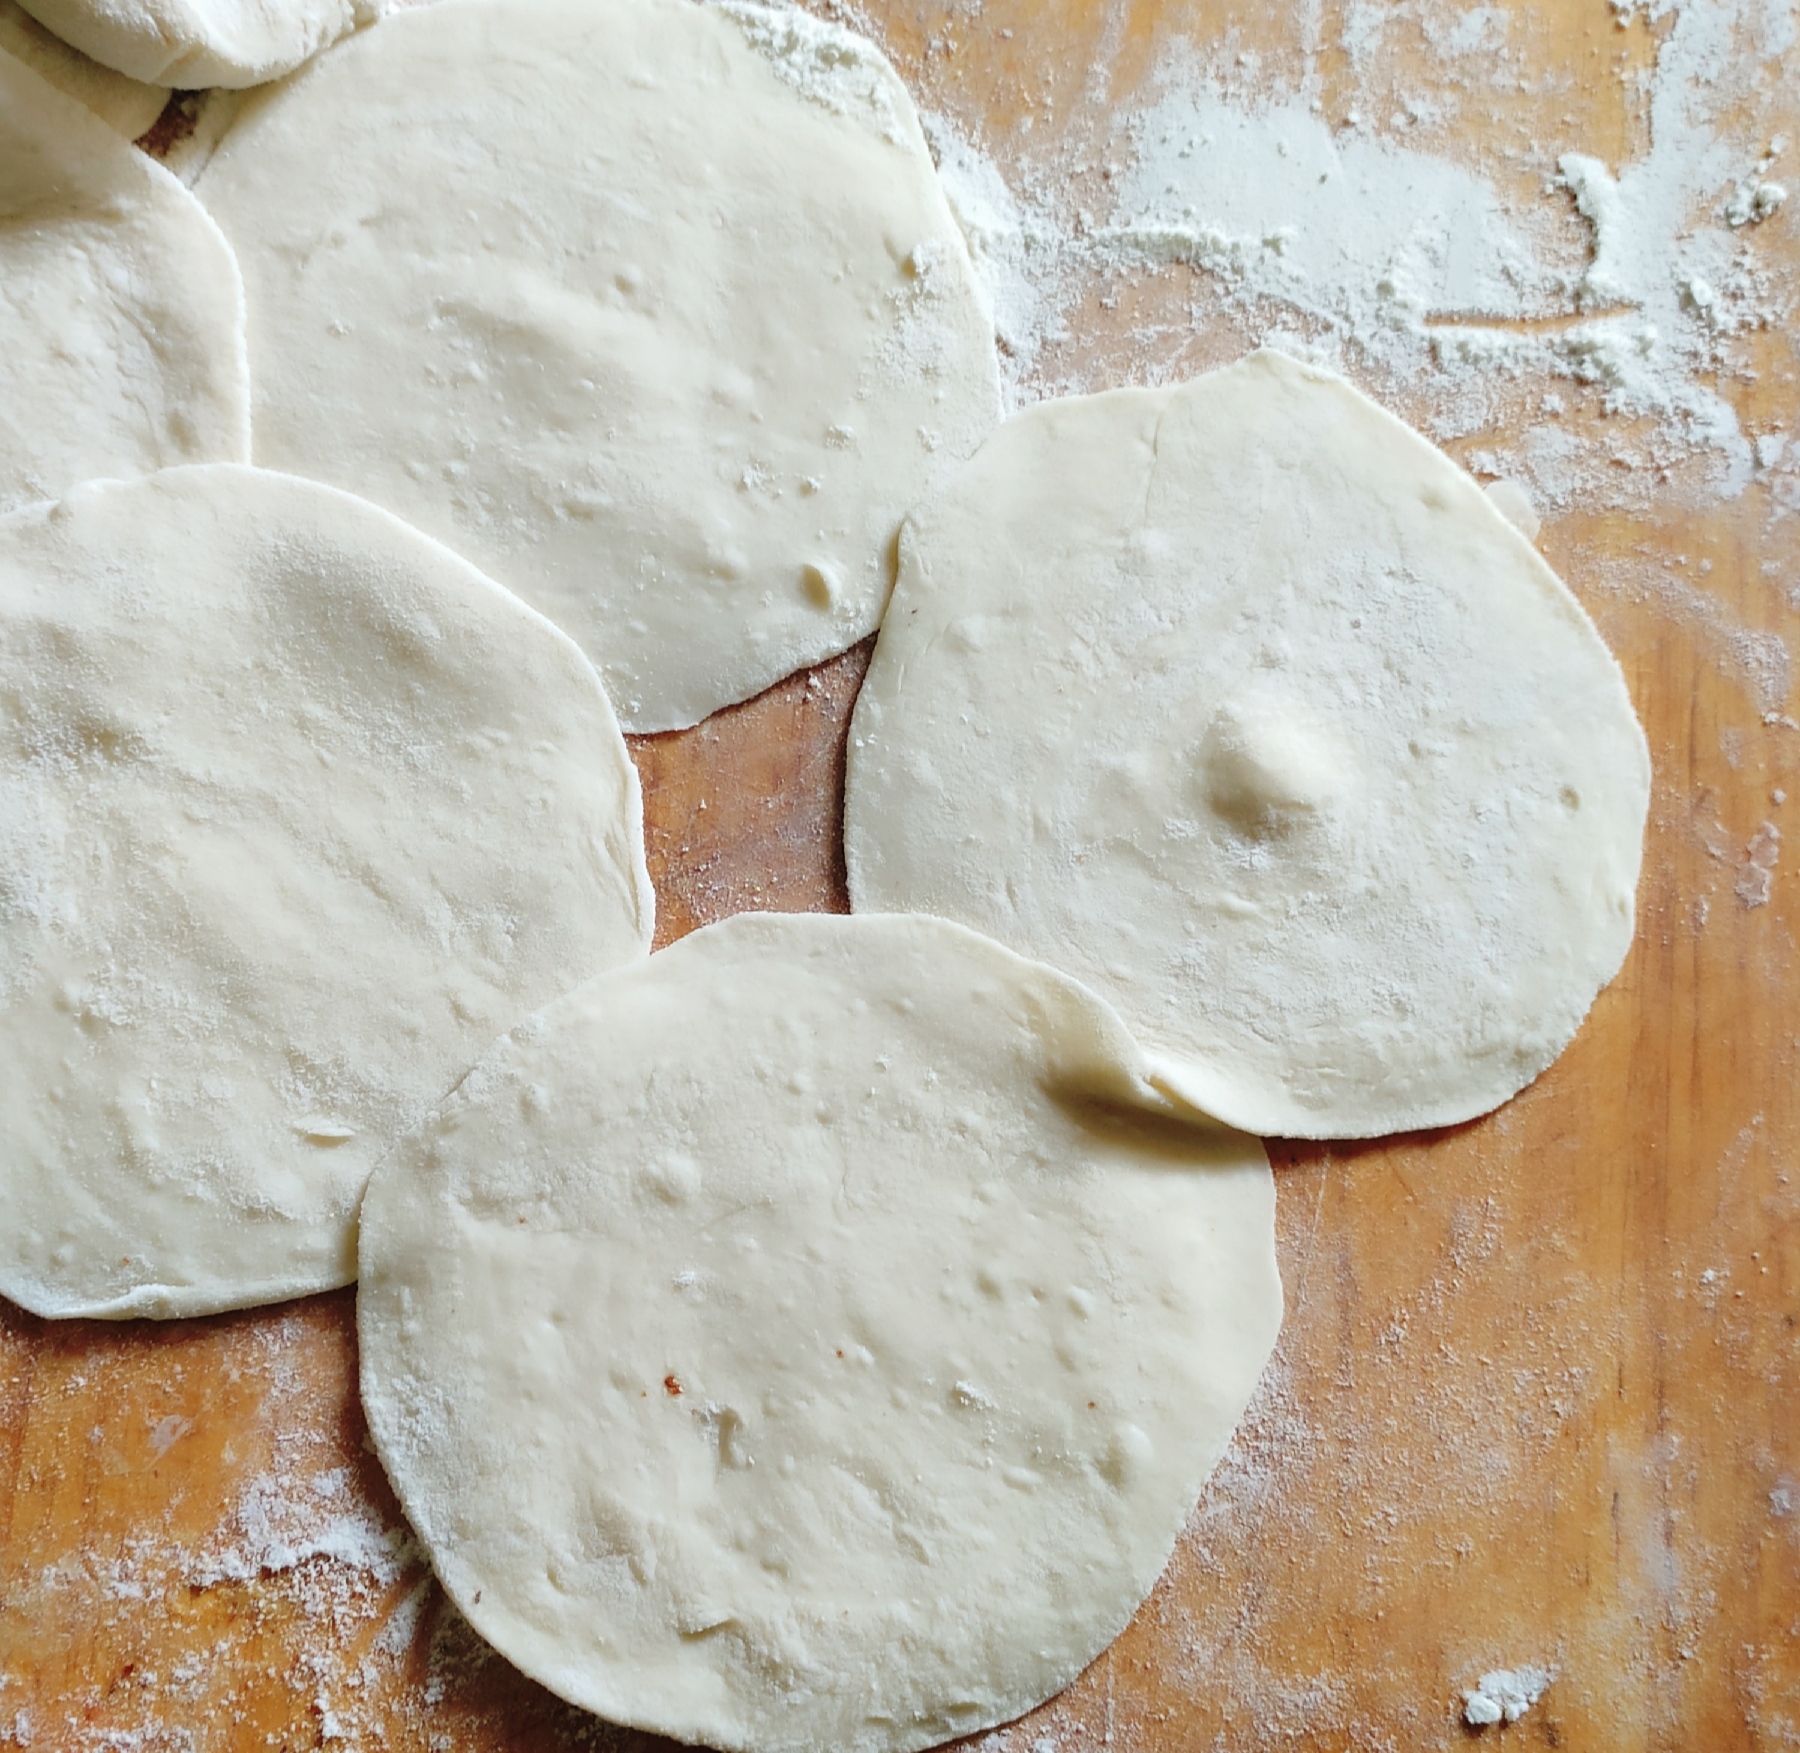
[359,911,1279,1753]
[846,351,1651,1139]
[0,466,653,1318]
[13,0,367,88]
[0,0,166,134]
[0,50,248,517]
[197,0,1001,732]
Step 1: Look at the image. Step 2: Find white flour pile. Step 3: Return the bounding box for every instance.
[1462,1664,1555,1726]
[919,0,1797,520]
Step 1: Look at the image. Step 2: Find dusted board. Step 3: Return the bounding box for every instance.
[1,2,1795,1749]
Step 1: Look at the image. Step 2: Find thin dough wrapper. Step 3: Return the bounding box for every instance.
[0,467,653,1318]
[13,0,370,88]
[0,0,166,134]
[0,50,248,516]
[846,350,1651,1139]
[359,912,1280,1753]
[196,0,1001,732]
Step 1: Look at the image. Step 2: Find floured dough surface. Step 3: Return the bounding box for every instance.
[0,467,653,1318]
[359,911,1279,1753]
[846,350,1651,1139]
[0,50,248,517]
[13,0,369,88]
[0,0,165,134]
[197,0,1001,732]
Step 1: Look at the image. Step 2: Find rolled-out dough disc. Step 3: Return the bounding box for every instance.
[195,0,1001,732]
[0,48,248,517]
[846,350,1651,1139]
[13,0,370,88]
[0,0,166,133]
[359,910,1280,1753]
[0,466,653,1319]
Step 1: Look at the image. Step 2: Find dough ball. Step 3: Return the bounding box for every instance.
[359,911,1279,1753]
[13,0,371,89]
[0,466,653,1318]
[846,350,1650,1139]
[196,0,1002,732]
[0,49,248,516]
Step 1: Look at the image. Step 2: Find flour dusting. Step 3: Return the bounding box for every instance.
[718,0,912,143]
[924,0,1796,522]
[9,2,1794,1748]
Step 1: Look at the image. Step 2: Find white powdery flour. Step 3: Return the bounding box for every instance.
[923,0,1795,519]
[1462,1664,1555,1726]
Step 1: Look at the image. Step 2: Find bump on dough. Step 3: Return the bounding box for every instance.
[0,466,653,1318]
[359,911,1280,1753]
[846,349,1651,1139]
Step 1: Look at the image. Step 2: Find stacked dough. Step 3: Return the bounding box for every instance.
[0,2,1649,1750]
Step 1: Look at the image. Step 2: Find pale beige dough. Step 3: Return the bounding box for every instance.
[0,0,166,133]
[359,911,1280,1753]
[13,0,371,88]
[196,0,1001,732]
[0,49,248,516]
[0,467,652,1318]
[846,350,1651,1139]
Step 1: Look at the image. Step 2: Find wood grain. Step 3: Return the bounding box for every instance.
[3,3,1796,1750]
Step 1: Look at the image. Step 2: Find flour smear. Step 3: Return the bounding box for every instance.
[921,0,1797,523]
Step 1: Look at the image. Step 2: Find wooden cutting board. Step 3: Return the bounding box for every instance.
[2,3,1795,1748]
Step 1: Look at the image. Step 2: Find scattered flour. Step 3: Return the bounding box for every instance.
[1736,820,1781,907]
[920,111,1072,388]
[187,1470,417,1588]
[1462,1664,1556,1726]
[925,0,1796,519]
[717,0,912,143]
[11,5,1791,1749]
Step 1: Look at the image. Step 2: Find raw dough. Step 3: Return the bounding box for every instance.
[196,0,1001,732]
[359,911,1279,1753]
[0,466,653,1318]
[846,350,1651,1139]
[0,0,166,134]
[0,49,248,516]
[13,0,371,88]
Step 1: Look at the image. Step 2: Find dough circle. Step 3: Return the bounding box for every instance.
[846,351,1651,1139]
[359,911,1280,1753]
[13,0,367,89]
[0,466,653,1319]
[0,1,166,135]
[0,49,248,517]
[197,0,1002,733]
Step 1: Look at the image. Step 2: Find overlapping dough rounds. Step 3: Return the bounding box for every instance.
[359,912,1280,1753]
[847,350,1651,1139]
[12,0,369,88]
[0,0,166,134]
[196,0,1001,732]
[0,467,653,1319]
[0,50,248,516]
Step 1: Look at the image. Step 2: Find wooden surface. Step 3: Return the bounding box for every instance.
[3,3,1797,1749]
